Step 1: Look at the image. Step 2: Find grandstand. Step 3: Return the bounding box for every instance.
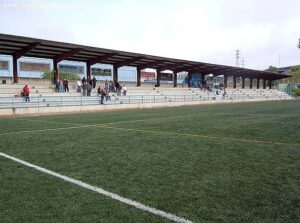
[0,79,294,116]
[0,33,294,116]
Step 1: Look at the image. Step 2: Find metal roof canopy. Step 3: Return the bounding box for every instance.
[0,33,290,80]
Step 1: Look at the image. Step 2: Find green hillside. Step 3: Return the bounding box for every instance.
[266,65,300,83]
[285,66,300,82]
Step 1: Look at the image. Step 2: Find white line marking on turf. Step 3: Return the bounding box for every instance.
[18,112,208,126]
[0,152,194,223]
[2,118,299,147]
[2,113,207,135]
[17,112,300,130]
[0,125,94,136]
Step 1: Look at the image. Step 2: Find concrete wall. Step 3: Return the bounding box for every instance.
[0,98,293,116]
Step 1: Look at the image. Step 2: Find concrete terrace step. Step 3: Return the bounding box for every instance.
[0,82,293,100]
[0,84,54,89]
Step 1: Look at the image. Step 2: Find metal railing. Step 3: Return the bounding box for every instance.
[0,92,292,109]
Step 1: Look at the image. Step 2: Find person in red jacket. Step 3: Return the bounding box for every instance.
[22,85,30,102]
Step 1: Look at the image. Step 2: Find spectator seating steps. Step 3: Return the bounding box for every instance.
[0,81,294,100]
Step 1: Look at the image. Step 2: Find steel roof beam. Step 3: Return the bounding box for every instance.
[116,57,144,68]
[88,53,119,66]
[137,60,168,70]
[14,42,40,59]
[54,48,83,63]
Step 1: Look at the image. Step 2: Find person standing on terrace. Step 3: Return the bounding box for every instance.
[63,79,69,92]
[92,76,97,88]
[22,85,30,102]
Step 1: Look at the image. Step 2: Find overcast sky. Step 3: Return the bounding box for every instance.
[0,0,300,70]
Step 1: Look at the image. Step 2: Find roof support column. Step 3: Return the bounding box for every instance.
[53,59,59,83]
[263,79,266,89]
[156,69,161,87]
[11,41,40,83]
[257,78,260,89]
[249,78,253,89]
[113,65,118,83]
[12,55,18,83]
[268,80,272,89]
[224,75,228,88]
[233,75,237,89]
[242,77,245,89]
[86,62,91,80]
[173,72,177,87]
[201,73,206,82]
[202,73,208,88]
[53,48,82,83]
[187,72,192,87]
[136,67,141,87]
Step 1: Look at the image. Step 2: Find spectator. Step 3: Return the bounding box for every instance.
[123,85,127,96]
[76,79,82,92]
[82,82,87,96]
[87,77,92,86]
[22,85,30,102]
[202,80,206,89]
[81,77,86,85]
[105,90,110,102]
[64,79,69,92]
[87,83,92,96]
[198,80,201,88]
[115,82,122,95]
[219,82,223,90]
[105,80,109,90]
[99,89,106,104]
[110,81,115,92]
[223,90,227,98]
[92,76,97,88]
[20,89,25,101]
[20,90,25,97]
[55,79,60,92]
[118,85,122,96]
[59,79,64,92]
[97,86,101,95]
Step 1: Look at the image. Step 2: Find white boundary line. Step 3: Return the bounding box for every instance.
[0,125,94,136]
[17,112,208,126]
[16,113,297,129]
[2,117,299,147]
[1,113,207,135]
[0,152,194,223]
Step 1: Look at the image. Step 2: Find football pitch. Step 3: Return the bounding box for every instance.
[0,100,299,223]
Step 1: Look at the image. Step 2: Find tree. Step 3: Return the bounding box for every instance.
[265,66,279,72]
[42,71,80,81]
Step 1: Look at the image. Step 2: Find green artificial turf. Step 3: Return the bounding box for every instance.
[0,100,299,222]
